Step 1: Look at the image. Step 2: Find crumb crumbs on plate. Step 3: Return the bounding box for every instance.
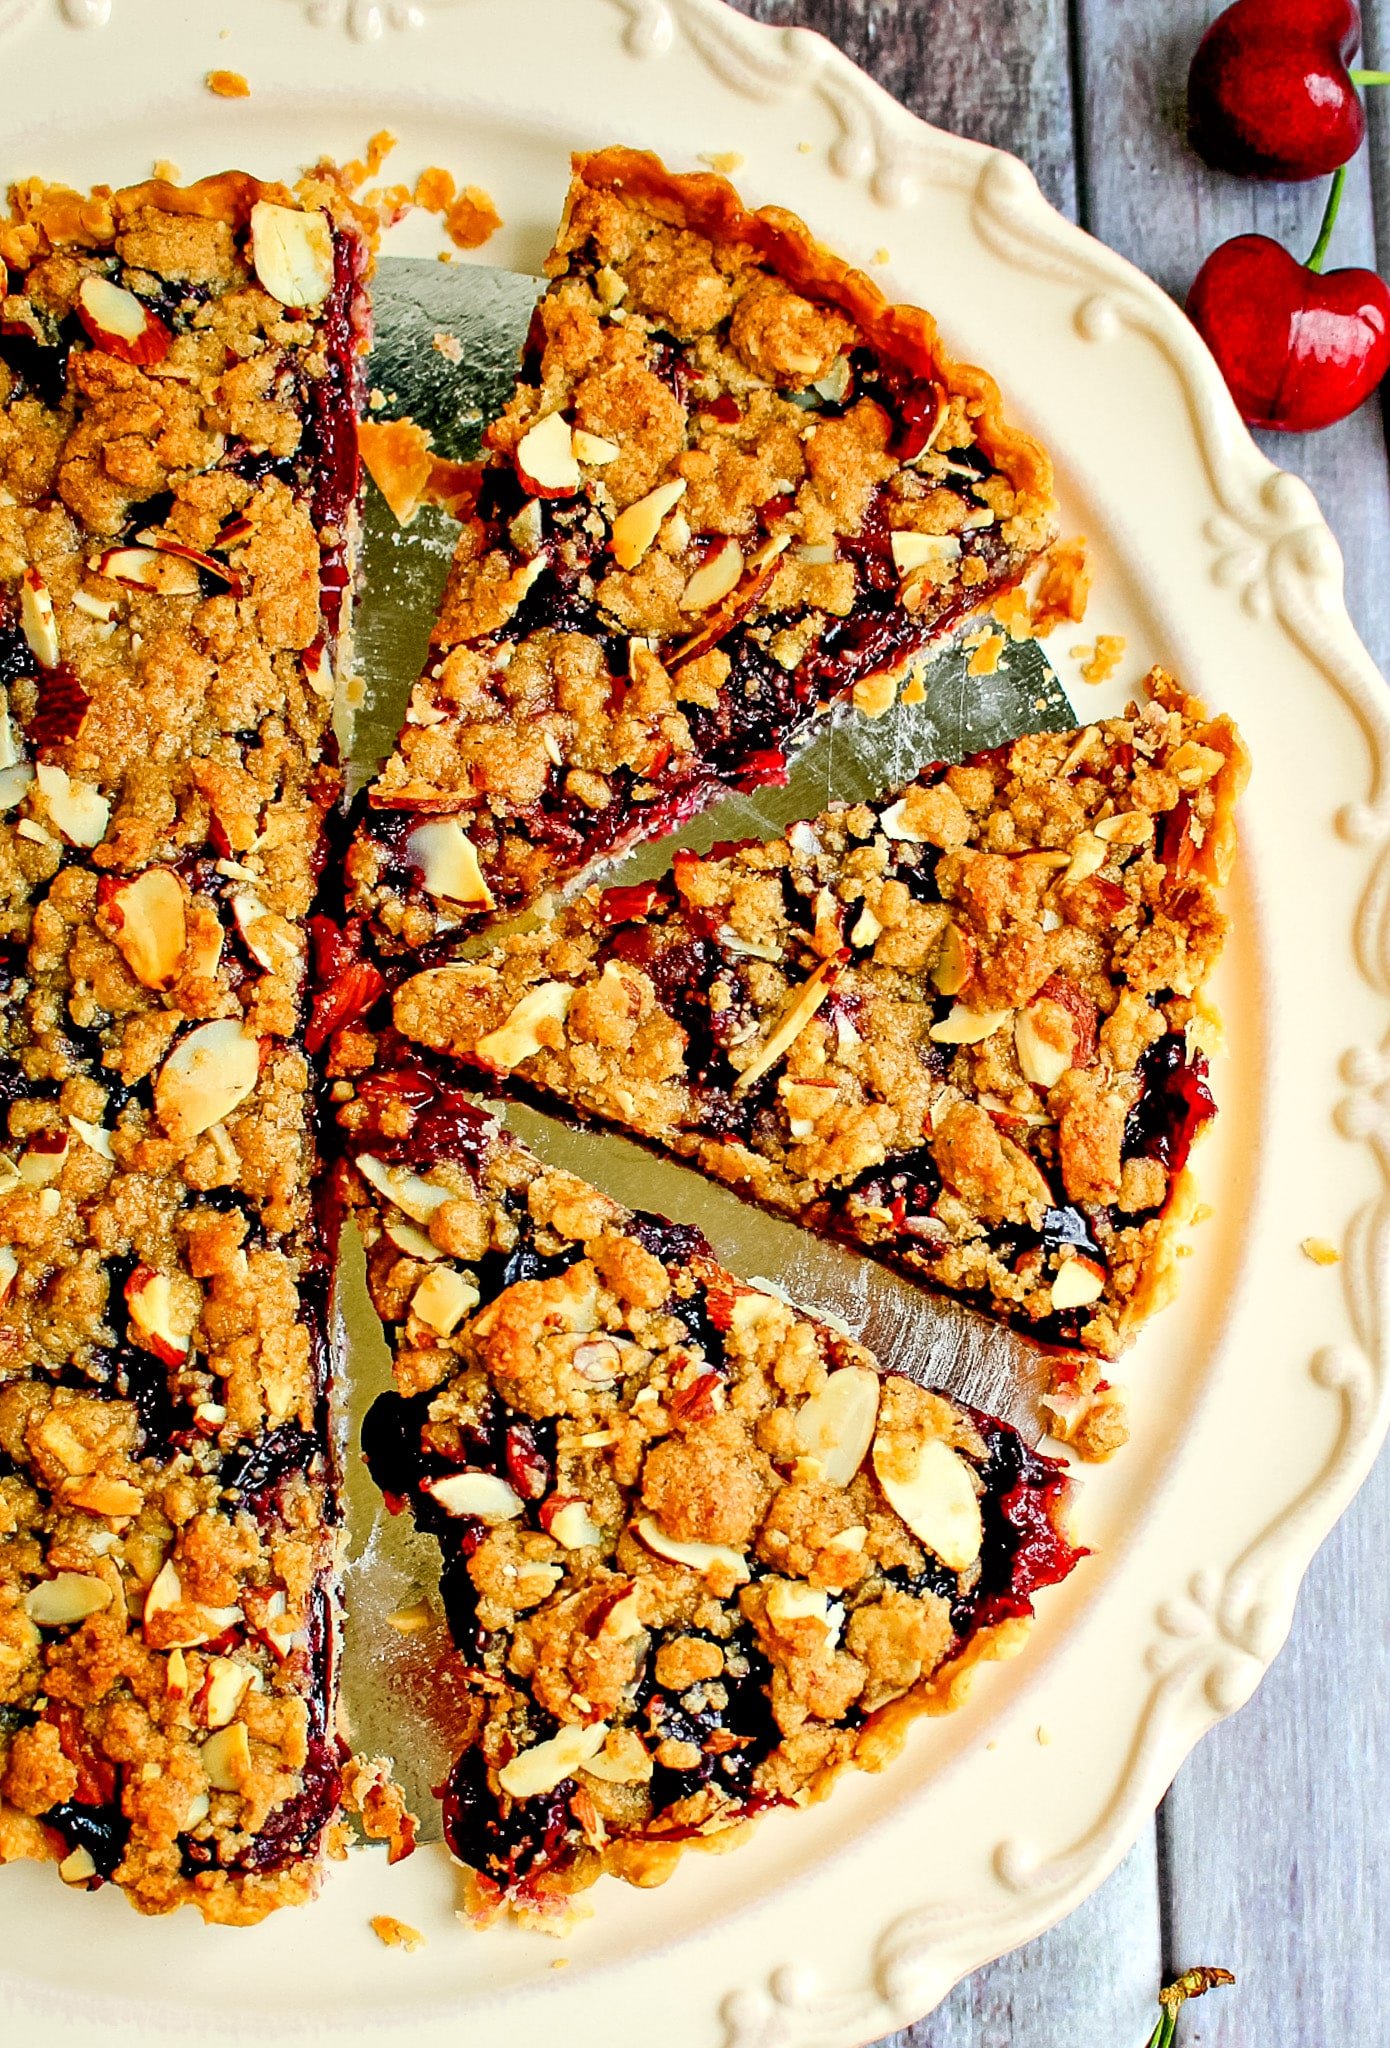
[900,669,926,706]
[1031,535,1092,637]
[344,129,398,188]
[852,671,897,718]
[797,140,814,153]
[873,246,891,264]
[152,158,182,184]
[205,68,250,97]
[550,1957,571,1971]
[698,150,745,174]
[370,1915,427,1954]
[445,183,503,249]
[1036,1725,1053,1747]
[1071,633,1127,685]
[1301,1237,1341,1267]
[967,631,1006,677]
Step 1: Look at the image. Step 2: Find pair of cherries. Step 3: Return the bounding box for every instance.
[1184,0,1390,433]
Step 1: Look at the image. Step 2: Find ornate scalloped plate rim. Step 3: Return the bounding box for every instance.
[0,3,1384,2046]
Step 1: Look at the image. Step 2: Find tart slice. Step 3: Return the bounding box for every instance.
[346,145,1058,953]
[336,1043,1083,1927]
[386,670,1247,1389]
[0,167,382,1920]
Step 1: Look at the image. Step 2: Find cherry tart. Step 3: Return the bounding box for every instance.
[337,1048,1083,1929]
[383,670,1247,1436]
[0,169,411,1922]
[346,146,1058,954]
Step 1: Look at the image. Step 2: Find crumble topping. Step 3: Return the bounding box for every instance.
[335,1053,1083,1925]
[345,145,1058,952]
[385,669,1246,1382]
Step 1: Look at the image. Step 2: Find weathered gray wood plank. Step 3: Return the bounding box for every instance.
[723,0,1081,220]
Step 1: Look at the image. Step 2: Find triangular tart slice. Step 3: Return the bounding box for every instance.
[336,1044,1083,1927]
[346,146,1058,953]
[386,670,1247,1420]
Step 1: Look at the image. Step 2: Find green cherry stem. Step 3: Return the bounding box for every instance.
[1350,69,1390,84]
[1307,163,1348,275]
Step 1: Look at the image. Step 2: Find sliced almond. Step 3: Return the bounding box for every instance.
[515,411,581,497]
[386,1601,434,1635]
[764,1579,845,1646]
[0,1246,18,1305]
[231,891,301,974]
[498,1720,609,1800]
[890,531,961,576]
[67,1474,142,1518]
[406,819,496,909]
[93,546,201,596]
[793,1365,880,1488]
[383,1216,443,1262]
[58,1846,97,1885]
[849,904,881,948]
[1093,810,1153,846]
[572,428,620,466]
[1049,1258,1107,1311]
[635,1515,751,1585]
[155,1019,260,1142]
[20,568,59,668]
[680,539,744,612]
[249,200,334,308]
[474,981,573,1071]
[733,956,841,1097]
[125,1266,194,1367]
[33,762,108,848]
[931,923,974,996]
[202,1721,252,1793]
[1015,1000,1077,1090]
[0,764,34,812]
[929,1001,1011,1045]
[872,1433,982,1571]
[142,1559,241,1648]
[410,1264,479,1337]
[104,868,187,987]
[878,794,935,843]
[75,274,171,366]
[425,1471,524,1523]
[203,1656,254,1731]
[610,479,687,571]
[24,1571,113,1626]
[1062,832,1107,885]
[18,1136,68,1187]
[547,1500,604,1549]
[508,498,545,556]
[355,1154,453,1226]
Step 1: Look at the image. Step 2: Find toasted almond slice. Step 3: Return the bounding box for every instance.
[76,274,172,365]
[474,981,574,1071]
[548,1500,604,1549]
[66,1474,142,1518]
[386,1601,434,1635]
[18,1136,68,1187]
[733,955,842,1097]
[25,1571,113,1626]
[0,1246,18,1305]
[383,1216,443,1262]
[231,891,301,973]
[764,1579,845,1645]
[20,568,59,668]
[104,867,187,987]
[58,1846,98,1885]
[498,1721,610,1800]
[929,1001,1011,1045]
[425,1471,525,1522]
[890,531,961,576]
[250,200,334,307]
[1015,999,1077,1089]
[1093,810,1153,845]
[93,545,201,595]
[877,794,935,842]
[125,1266,194,1367]
[793,1365,880,1488]
[68,1117,115,1163]
[1062,832,1107,885]
[849,904,882,948]
[202,1721,252,1793]
[204,1656,255,1731]
[872,1434,983,1571]
[406,818,496,909]
[931,922,974,996]
[411,1264,479,1337]
[572,428,620,466]
[680,539,744,612]
[0,764,34,812]
[1049,1257,1107,1311]
[355,1154,453,1226]
[635,1515,751,1584]
[516,411,581,496]
[508,498,545,556]
[155,1019,260,1142]
[33,763,108,849]
[610,479,687,570]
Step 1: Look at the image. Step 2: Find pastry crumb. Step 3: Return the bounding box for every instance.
[432,330,465,365]
[1036,1725,1052,1747]
[205,68,250,97]
[901,669,927,705]
[371,1915,427,1953]
[967,632,1006,677]
[359,417,436,527]
[1301,1237,1340,1267]
[1072,634,1127,685]
[446,183,503,249]
[344,130,398,188]
[387,1599,434,1633]
[1031,536,1091,637]
[152,158,182,183]
[991,584,1035,641]
[699,151,746,174]
[873,246,891,265]
[852,672,898,718]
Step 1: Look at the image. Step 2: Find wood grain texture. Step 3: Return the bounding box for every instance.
[717,4,1390,2044]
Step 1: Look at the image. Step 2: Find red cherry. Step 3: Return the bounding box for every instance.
[1187,232,1390,432]
[1189,0,1370,181]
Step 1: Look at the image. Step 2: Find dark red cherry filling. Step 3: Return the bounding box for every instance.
[1124,1032,1216,1176]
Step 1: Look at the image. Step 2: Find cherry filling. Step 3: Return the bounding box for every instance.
[0,311,78,410]
[1124,1032,1216,1177]
[441,1743,580,1895]
[637,1626,779,1816]
[40,1799,131,1883]
[300,228,371,639]
[959,1407,1086,1633]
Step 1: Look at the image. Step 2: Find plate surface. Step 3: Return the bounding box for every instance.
[2,3,1389,2045]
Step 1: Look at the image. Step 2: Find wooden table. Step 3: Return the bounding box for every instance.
[723,4,1390,2042]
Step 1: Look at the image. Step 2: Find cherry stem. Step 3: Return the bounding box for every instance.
[1349,69,1390,84]
[1306,165,1347,275]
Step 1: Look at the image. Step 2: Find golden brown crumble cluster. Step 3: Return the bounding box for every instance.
[387,669,1247,1435]
[0,167,378,1920]
[345,146,1057,952]
[335,1070,1081,1926]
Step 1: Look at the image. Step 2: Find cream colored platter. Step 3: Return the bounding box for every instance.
[1,2,1387,2044]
